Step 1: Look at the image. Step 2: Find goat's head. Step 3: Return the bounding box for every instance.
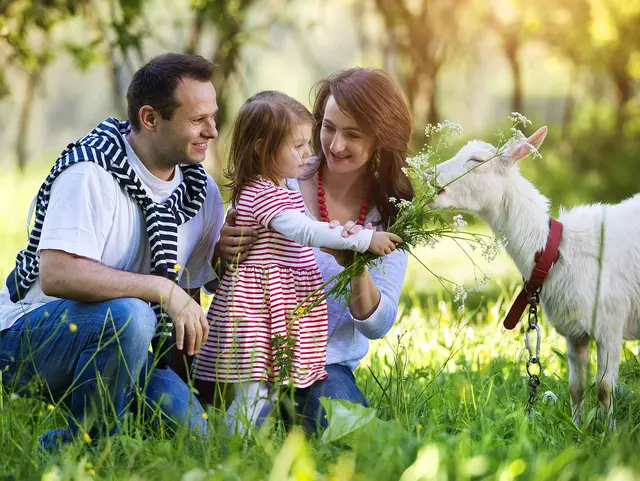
[434,126,548,214]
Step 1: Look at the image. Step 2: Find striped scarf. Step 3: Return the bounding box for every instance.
[4,118,208,366]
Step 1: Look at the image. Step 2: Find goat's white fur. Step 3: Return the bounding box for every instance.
[435,127,640,427]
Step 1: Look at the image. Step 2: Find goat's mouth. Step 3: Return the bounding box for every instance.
[437,187,446,195]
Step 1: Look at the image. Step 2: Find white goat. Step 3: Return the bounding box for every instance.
[434,126,640,426]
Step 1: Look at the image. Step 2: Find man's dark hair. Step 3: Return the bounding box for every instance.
[126,53,214,131]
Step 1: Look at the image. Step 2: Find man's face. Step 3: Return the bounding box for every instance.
[155,77,218,166]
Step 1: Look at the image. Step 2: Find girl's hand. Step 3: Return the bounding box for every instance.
[216,208,258,263]
[320,221,375,266]
[367,231,402,256]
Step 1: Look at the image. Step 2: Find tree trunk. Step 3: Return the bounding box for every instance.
[185,9,205,55]
[425,69,440,127]
[612,67,632,134]
[108,51,127,118]
[505,43,523,115]
[16,68,40,173]
[562,65,577,138]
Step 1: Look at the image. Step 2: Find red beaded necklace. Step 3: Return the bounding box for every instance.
[317,168,369,226]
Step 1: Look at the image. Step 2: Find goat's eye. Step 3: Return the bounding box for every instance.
[468,157,485,164]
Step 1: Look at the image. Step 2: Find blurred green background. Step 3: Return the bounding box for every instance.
[0,0,638,281]
[2,4,640,478]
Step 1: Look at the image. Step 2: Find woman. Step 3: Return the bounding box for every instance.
[213,67,413,432]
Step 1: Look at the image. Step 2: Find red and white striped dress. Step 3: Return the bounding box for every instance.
[194,179,328,387]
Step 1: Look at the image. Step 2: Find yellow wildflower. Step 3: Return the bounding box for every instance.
[201,412,208,420]
[47,404,55,411]
[417,423,424,432]
[83,432,92,443]
[69,323,77,333]
[89,469,96,476]
[174,263,181,271]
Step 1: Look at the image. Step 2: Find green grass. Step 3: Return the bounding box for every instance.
[2,164,640,480]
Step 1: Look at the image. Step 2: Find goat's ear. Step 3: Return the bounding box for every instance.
[503,126,548,165]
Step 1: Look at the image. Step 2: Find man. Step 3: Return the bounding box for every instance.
[0,53,224,448]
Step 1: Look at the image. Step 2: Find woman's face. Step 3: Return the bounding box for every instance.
[320,95,377,176]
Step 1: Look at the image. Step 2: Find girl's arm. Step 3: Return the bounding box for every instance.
[270,210,373,252]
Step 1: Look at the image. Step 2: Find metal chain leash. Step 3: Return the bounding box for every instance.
[524,289,542,416]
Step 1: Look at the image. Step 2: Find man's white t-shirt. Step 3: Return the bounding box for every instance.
[0,137,224,331]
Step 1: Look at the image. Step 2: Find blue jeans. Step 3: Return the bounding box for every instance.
[258,364,368,434]
[0,298,206,447]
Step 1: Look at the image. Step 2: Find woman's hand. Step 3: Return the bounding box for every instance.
[320,221,374,267]
[340,220,371,238]
[215,209,258,263]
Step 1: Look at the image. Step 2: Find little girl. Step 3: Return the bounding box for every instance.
[193,91,401,434]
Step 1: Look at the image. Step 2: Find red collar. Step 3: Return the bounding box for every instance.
[503,218,563,330]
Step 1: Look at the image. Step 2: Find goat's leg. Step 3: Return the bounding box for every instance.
[566,336,589,427]
[595,335,622,431]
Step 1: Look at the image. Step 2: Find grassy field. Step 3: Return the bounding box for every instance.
[2,164,640,481]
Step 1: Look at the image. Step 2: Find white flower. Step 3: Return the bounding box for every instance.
[480,236,505,262]
[9,393,19,401]
[406,152,430,171]
[508,112,532,126]
[473,275,489,292]
[525,142,542,159]
[509,127,527,142]
[453,285,468,312]
[499,129,541,159]
[452,214,467,231]
[423,166,437,184]
[426,236,439,249]
[397,199,414,211]
[425,120,463,145]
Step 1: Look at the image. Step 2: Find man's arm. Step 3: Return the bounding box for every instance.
[39,249,208,356]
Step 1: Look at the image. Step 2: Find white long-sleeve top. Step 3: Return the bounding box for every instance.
[270,210,373,253]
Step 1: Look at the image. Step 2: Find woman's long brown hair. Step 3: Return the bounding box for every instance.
[226,90,313,206]
[310,68,414,229]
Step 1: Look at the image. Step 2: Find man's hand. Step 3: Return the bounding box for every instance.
[215,208,258,263]
[163,281,209,356]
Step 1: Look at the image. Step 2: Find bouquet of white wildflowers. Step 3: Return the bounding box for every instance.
[288,114,537,323]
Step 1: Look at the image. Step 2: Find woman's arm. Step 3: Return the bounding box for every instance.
[350,266,381,319]
[350,249,408,338]
[321,241,408,339]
